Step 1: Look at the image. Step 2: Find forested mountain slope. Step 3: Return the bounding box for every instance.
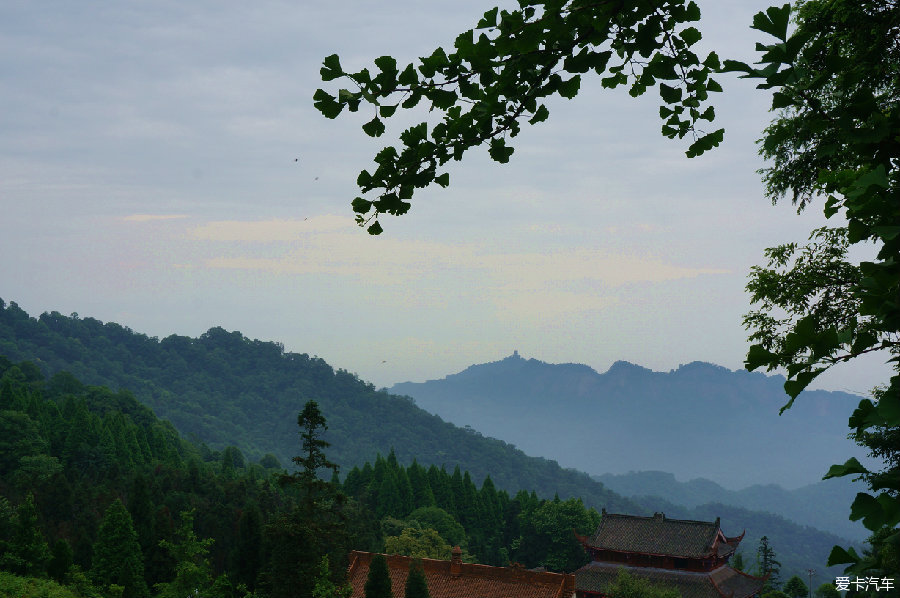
[0,358,626,596]
[0,356,286,594]
[0,299,636,513]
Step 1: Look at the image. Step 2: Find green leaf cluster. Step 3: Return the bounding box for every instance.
[731,0,899,579]
[315,0,724,233]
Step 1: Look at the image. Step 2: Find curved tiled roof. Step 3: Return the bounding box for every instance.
[575,562,765,598]
[346,551,575,598]
[586,512,730,559]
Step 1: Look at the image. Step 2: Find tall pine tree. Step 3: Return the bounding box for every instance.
[404,560,429,598]
[154,510,215,598]
[262,400,349,598]
[756,536,781,591]
[364,553,393,598]
[93,498,149,598]
[4,493,51,577]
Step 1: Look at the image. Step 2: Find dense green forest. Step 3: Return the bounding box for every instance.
[0,357,619,597]
[0,300,861,587]
[0,299,636,514]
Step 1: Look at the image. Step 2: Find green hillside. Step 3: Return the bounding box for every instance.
[0,357,619,596]
[0,299,635,513]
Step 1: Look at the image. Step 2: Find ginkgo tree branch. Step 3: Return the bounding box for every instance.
[314,0,723,234]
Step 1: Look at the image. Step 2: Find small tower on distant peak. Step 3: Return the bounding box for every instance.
[513,349,520,358]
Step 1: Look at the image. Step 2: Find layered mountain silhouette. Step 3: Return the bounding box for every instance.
[390,352,869,490]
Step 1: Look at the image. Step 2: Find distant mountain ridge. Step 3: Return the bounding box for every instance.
[390,352,868,490]
[595,470,868,542]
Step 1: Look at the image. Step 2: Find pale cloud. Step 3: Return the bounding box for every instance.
[488,288,617,319]
[192,216,728,319]
[122,214,189,222]
[190,215,353,241]
[476,251,728,289]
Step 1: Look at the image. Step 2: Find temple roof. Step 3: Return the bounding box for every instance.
[575,562,766,598]
[584,511,742,559]
[346,550,574,598]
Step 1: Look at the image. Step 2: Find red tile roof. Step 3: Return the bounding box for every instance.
[346,549,575,598]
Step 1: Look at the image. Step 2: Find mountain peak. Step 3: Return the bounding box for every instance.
[604,360,652,376]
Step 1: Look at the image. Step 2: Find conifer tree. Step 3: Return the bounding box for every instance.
[404,560,429,598]
[344,466,366,498]
[232,504,263,590]
[93,498,149,598]
[62,400,100,472]
[756,536,781,591]
[145,504,175,587]
[396,468,415,517]
[263,401,349,598]
[407,461,435,510]
[128,474,154,558]
[5,493,51,577]
[449,467,465,520]
[364,553,393,598]
[427,466,454,514]
[377,472,403,519]
[154,510,215,598]
[386,448,400,470]
[47,539,73,582]
[293,400,340,487]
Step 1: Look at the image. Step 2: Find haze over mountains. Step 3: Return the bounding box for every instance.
[595,471,868,542]
[0,299,637,514]
[0,299,865,575]
[390,351,869,490]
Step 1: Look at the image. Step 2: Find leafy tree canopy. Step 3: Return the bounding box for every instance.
[814,583,840,598]
[384,527,452,561]
[783,575,809,598]
[602,568,680,598]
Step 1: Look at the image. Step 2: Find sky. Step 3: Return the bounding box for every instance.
[1,0,892,398]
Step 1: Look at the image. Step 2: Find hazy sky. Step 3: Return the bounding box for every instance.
[1,0,891,397]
